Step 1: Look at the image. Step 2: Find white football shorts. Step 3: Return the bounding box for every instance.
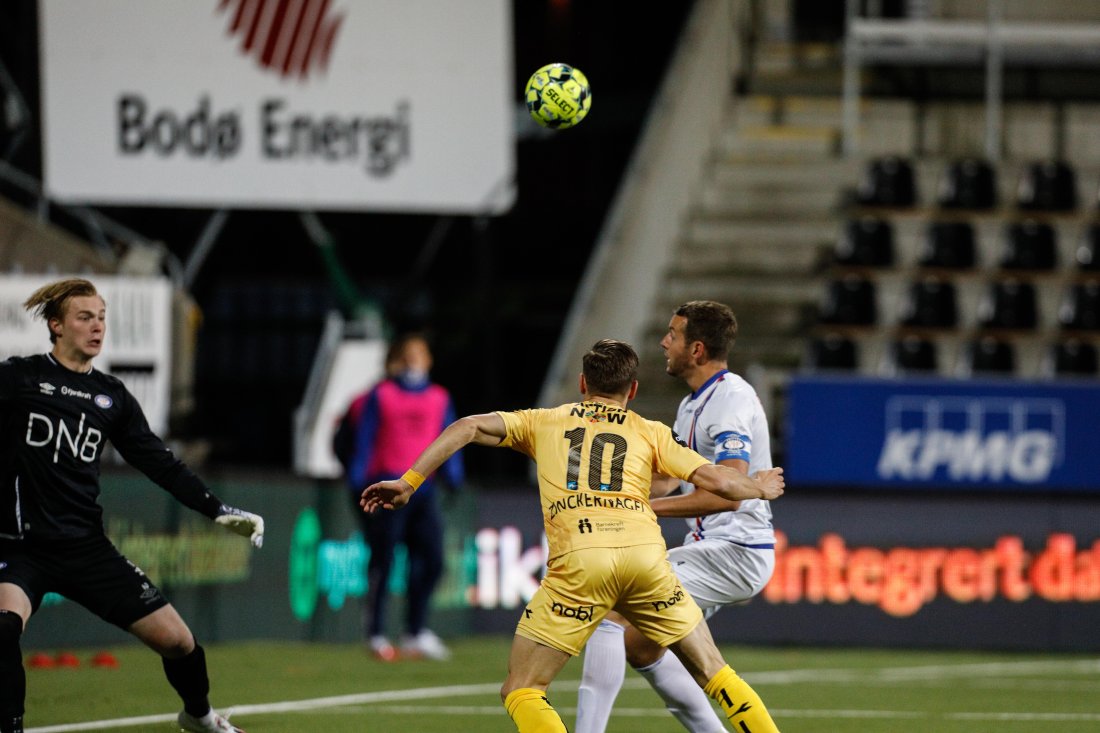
[666,538,775,619]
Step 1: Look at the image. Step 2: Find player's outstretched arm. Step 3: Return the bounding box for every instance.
[214,505,265,548]
[749,467,785,500]
[650,473,681,499]
[360,412,506,513]
[688,464,784,502]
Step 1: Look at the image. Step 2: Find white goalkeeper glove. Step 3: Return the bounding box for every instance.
[215,506,265,548]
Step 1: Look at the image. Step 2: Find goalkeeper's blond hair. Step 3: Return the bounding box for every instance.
[23,278,103,344]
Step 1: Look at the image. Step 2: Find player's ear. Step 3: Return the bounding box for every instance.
[578,373,587,396]
[626,380,638,401]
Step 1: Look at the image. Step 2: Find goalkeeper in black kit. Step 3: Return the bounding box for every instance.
[0,279,264,733]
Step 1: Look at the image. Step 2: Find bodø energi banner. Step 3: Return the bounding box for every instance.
[39,0,515,213]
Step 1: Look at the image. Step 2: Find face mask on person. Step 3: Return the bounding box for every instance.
[397,368,430,388]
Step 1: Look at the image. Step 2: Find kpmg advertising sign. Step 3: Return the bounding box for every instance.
[786,376,1100,490]
[39,0,514,213]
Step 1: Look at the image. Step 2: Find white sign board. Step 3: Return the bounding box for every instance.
[39,0,515,213]
[294,338,385,479]
[0,275,174,433]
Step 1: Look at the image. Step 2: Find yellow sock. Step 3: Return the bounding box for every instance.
[703,665,780,733]
[503,687,567,733]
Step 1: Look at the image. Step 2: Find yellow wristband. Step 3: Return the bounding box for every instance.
[401,469,426,491]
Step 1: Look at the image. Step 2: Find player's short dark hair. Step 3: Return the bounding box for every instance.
[675,300,738,361]
[23,278,102,344]
[385,331,430,368]
[582,339,638,396]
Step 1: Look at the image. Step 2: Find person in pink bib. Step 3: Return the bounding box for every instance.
[340,333,463,661]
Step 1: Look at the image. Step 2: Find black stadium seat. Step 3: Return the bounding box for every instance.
[939,157,997,210]
[918,221,977,270]
[900,277,958,329]
[806,333,858,371]
[963,337,1016,375]
[1017,160,1077,212]
[819,275,877,326]
[1075,223,1100,272]
[980,279,1038,330]
[1001,220,1057,271]
[1051,339,1099,376]
[857,156,917,207]
[1059,281,1100,331]
[835,217,895,268]
[890,335,938,374]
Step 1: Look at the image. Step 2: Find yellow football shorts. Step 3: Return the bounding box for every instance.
[515,542,704,656]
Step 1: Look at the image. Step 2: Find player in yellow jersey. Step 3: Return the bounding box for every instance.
[361,339,785,733]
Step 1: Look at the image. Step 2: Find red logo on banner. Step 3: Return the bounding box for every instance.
[218,0,345,80]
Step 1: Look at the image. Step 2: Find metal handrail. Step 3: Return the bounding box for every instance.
[842,0,1100,159]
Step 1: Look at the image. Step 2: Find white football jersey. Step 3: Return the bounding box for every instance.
[673,370,775,546]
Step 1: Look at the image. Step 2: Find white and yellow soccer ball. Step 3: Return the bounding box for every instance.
[524,62,592,130]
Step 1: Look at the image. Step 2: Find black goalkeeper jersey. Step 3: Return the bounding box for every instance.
[0,353,224,540]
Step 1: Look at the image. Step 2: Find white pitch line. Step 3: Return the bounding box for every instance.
[25,684,504,733]
[25,658,1100,732]
[949,711,1100,722]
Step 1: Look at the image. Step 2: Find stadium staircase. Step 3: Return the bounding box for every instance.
[625,4,1100,459]
[626,37,867,432]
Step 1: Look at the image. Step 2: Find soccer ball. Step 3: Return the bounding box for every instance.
[524,63,592,130]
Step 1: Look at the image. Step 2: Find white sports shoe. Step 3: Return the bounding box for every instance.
[178,710,244,733]
[369,634,398,661]
[400,629,451,661]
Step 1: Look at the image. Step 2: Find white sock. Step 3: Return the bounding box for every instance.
[574,620,626,733]
[637,651,725,733]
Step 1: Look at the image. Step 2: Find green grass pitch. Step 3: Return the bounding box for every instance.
[23,637,1100,732]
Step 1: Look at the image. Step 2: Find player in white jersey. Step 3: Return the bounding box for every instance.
[576,300,775,733]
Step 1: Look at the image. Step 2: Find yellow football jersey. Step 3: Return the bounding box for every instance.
[496,400,710,559]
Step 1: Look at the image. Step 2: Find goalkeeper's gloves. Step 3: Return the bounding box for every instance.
[215,505,265,548]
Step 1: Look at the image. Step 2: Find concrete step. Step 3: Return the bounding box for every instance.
[754,41,842,75]
[668,244,827,275]
[660,273,823,308]
[733,95,916,133]
[686,217,837,248]
[750,66,846,97]
[671,239,830,277]
[695,184,843,218]
[709,156,863,187]
[720,124,841,158]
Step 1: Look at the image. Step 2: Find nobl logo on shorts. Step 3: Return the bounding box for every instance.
[651,587,686,612]
[550,601,594,622]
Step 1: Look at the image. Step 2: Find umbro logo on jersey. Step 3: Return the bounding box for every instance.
[38,382,55,395]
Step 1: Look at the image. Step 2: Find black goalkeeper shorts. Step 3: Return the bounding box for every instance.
[0,533,169,629]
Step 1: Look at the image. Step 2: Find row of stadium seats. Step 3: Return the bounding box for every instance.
[855,155,1086,212]
[807,332,1100,378]
[800,151,1100,380]
[819,275,1100,332]
[836,216,1100,272]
